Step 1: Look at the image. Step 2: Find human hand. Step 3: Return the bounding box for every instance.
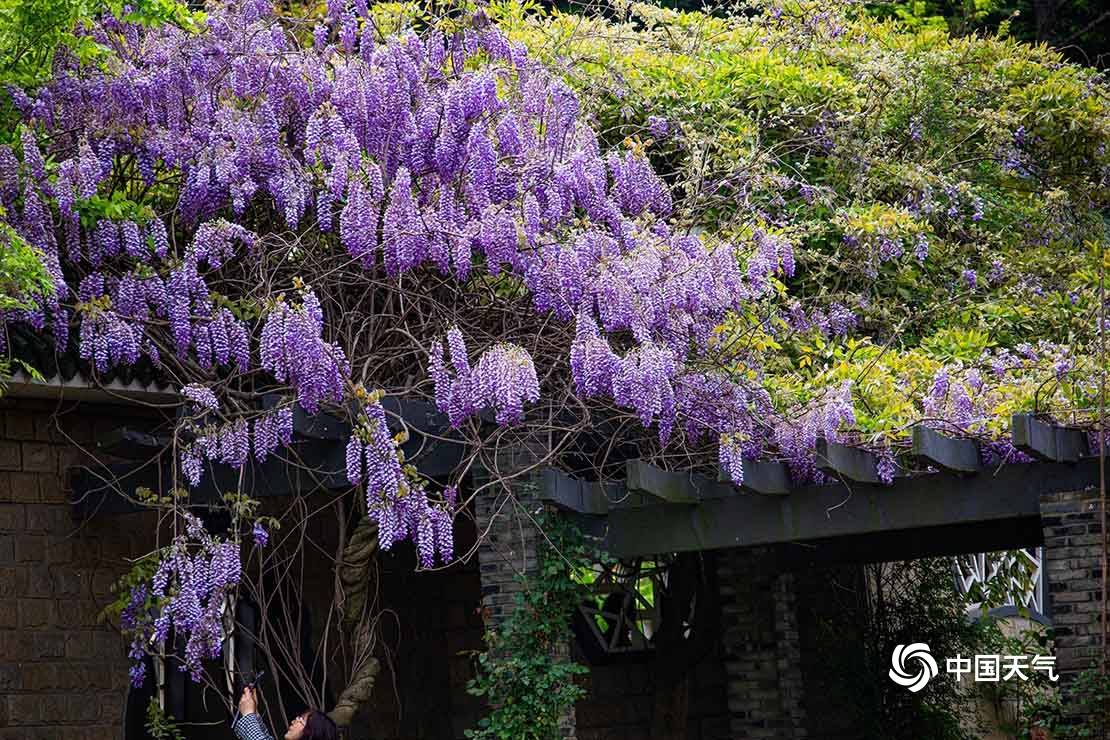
[239,686,258,717]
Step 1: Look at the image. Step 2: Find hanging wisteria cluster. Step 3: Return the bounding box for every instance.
[429,327,540,426]
[121,514,242,684]
[179,406,294,487]
[260,286,349,415]
[345,399,454,566]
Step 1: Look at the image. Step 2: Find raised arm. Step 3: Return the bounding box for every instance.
[233,687,276,740]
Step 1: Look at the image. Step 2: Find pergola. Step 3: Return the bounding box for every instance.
[8,319,1097,574]
[45,365,1091,626]
[542,419,1098,565]
[8,349,1105,732]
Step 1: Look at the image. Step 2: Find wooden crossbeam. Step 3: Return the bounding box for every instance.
[70,436,354,518]
[71,395,470,517]
[540,469,617,515]
[1011,413,1089,462]
[816,439,900,483]
[911,426,981,473]
[94,427,172,460]
[717,458,792,495]
[603,458,1101,558]
[626,460,735,504]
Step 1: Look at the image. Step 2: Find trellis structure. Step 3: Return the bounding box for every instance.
[33,344,1096,581]
[9,370,1106,735]
[56,371,1085,626]
[10,320,1099,573]
[539,417,1100,566]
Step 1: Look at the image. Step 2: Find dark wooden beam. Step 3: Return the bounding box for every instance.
[774,517,1045,569]
[94,427,172,460]
[539,468,651,514]
[69,436,352,519]
[603,458,1100,558]
[540,468,612,515]
[816,439,899,483]
[717,458,793,495]
[70,395,470,518]
[912,425,981,473]
[626,460,735,504]
[1011,413,1089,462]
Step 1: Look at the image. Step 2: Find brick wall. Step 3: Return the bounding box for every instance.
[718,547,807,740]
[1040,486,1108,726]
[0,398,164,740]
[473,448,542,629]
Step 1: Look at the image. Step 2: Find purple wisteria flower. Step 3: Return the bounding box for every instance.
[182,383,219,412]
[971,196,984,222]
[908,117,922,142]
[914,233,929,264]
[719,433,745,486]
[181,409,293,485]
[343,399,455,566]
[774,382,855,484]
[252,521,269,548]
[875,451,897,485]
[647,115,669,139]
[122,514,243,684]
[260,287,349,414]
[429,328,540,427]
[988,259,1006,285]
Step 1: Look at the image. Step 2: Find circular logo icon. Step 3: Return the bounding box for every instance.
[889,643,938,693]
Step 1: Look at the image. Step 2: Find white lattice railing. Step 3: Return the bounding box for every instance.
[954,548,1045,619]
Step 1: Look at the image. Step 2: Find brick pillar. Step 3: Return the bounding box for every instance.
[472,441,575,740]
[773,573,807,733]
[1040,487,1108,725]
[719,547,807,739]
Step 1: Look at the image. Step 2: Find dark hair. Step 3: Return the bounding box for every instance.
[302,710,338,740]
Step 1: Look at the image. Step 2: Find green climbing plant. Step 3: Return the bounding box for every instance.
[1020,663,1110,740]
[466,509,605,740]
[144,697,186,740]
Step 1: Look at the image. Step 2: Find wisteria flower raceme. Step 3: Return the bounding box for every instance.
[343,399,454,565]
[182,384,219,412]
[252,521,269,548]
[260,287,349,415]
[429,328,540,427]
[122,515,243,683]
[719,433,746,486]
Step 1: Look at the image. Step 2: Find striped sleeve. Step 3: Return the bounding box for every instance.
[232,713,276,740]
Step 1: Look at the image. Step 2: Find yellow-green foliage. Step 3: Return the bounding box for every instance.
[488,0,1110,441]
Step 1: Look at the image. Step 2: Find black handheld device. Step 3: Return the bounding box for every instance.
[231,669,266,726]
